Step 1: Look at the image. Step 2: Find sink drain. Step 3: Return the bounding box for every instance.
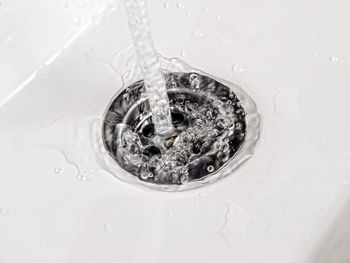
[102,72,258,189]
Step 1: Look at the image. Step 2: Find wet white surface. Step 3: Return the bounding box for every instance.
[1,0,350,262]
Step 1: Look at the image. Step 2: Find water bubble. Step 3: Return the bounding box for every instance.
[54,167,64,175]
[222,144,229,152]
[170,81,177,88]
[231,62,245,73]
[235,122,243,131]
[189,73,198,81]
[76,174,86,182]
[192,29,205,38]
[329,56,340,62]
[104,223,113,233]
[207,165,215,173]
[191,79,200,89]
[141,171,153,180]
[177,2,185,9]
[176,95,185,104]
[123,93,130,102]
[0,207,14,217]
[180,173,189,184]
[217,152,229,162]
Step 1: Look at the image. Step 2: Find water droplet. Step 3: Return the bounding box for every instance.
[169,211,174,217]
[273,88,300,122]
[177,2,185,9]
[231,62,245,73]
[76,174,86,182]
[104,223,113,233]
[207,165,214,173]
[204,5,209,12]
[192,29,204,38]
[216,15,222,21]
[164,1,171,9]
[54,167,64,175]
[185,9,192,16]
[0,207,14,217]
[329,56,340,62]
[180,50,188,58]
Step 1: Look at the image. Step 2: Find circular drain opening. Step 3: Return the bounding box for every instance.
[171,112,185,125]
[102,72,260,190]
[142,124,155,138]
[143,145,161,157]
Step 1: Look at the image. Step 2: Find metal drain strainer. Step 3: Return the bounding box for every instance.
[102,72,248,186]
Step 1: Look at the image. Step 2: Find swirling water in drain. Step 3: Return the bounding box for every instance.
[103,72,248,185]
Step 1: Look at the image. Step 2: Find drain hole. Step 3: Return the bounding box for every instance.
[143,146,161,157]
[102,72,255,188]
[142,124,154,138]
[192,143,201,154]
[171,112,185,125]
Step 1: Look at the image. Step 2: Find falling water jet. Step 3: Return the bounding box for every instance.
[123,0,174,137]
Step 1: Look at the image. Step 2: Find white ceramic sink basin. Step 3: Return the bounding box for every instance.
[1,0,350,262]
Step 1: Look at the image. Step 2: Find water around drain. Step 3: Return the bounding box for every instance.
[102,71,261,190]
